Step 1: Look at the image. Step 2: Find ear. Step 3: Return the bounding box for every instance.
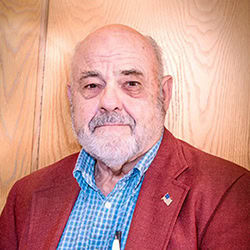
[67,83,72,102]
[161,75,173,112]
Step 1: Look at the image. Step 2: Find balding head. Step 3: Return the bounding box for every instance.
[71,24,163,85]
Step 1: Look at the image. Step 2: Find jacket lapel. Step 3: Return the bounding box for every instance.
[26,174,80,249]
[126,129,190,249]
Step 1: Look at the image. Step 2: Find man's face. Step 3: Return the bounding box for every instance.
[70,27,167,168]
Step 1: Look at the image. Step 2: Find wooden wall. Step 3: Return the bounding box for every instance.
[0,0,249,212]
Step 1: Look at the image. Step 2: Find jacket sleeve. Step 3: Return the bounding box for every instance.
[0,184,19,250]
[200,173,250,249]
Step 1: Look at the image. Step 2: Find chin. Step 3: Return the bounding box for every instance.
[78,131,141,167]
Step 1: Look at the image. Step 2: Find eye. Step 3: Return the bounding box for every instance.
[126,81,140,87]
[79,83,104,99]
[85,83,98,89]
[122,81,143,97]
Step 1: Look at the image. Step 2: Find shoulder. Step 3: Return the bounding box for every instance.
[178,138,249,188]
[0,153,80,248]
[157,130,250,205]
[158,132,250,246]
[174,138,250,221]
[176,141,250,248]
[8,152,79,202]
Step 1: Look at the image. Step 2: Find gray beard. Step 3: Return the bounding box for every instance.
[73,111,140,167]
[77,129,141,167]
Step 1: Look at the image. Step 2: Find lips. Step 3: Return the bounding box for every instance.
[95,123,128,128]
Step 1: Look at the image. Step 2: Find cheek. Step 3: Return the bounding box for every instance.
[72,96,98,129]
[129,93,162,126]
[124,98,155,124]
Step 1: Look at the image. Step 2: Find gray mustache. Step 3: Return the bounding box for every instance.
[88,112,136,132]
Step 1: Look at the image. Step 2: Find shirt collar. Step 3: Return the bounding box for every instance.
[133,135,163,175]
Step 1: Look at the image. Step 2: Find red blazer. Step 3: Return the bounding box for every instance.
[1,130,250,249]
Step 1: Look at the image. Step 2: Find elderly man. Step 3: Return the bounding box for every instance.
[0,24,250,250]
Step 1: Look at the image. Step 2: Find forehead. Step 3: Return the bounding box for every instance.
[72,31,157,78]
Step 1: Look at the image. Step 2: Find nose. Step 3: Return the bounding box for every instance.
[99,85,122,112]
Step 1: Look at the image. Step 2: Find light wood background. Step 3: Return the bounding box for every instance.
[1,0,249,212]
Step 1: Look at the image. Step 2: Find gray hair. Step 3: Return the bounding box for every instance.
[144,36,165,109]
[145,35,164,82]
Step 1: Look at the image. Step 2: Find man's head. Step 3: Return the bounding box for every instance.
[69,24,172,169]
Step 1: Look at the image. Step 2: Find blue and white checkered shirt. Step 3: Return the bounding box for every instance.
[57,137,162,249]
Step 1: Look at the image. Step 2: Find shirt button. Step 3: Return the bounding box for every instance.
[105,201,111,209]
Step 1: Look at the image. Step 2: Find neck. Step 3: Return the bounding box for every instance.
[94,156,143,196]
[94,134,163,196]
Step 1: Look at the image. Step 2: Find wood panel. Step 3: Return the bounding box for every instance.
[0,0,47,211]
[163,0,250,167]
[1,0,249,213]
[39,0,250,169]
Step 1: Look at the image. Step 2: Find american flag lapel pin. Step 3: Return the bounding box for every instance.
[161,193,173,206]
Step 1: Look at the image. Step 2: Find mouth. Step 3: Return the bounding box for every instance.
[95,123,129,129]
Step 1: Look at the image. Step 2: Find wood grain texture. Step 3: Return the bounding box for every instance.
[0,0,44,211]
[163,0,250,167]
[30,0,49,173]
[1,0,249,212]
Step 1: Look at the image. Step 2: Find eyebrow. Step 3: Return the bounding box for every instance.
[79,71,101,80]
[120,69,144,77]
[79,69,144,80]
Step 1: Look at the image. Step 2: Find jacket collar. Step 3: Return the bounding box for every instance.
[126,129,190,249]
